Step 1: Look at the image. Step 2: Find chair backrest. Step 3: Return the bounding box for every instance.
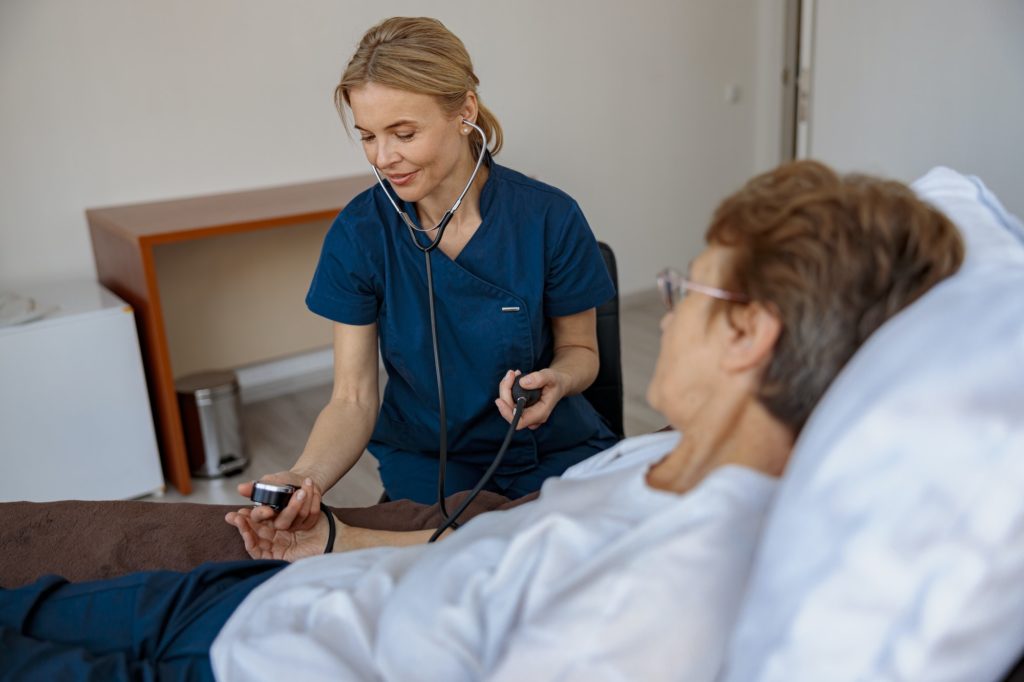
[1002,652,1024,681]
[582,241,625,440]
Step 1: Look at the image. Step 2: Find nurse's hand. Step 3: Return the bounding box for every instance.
[225,506,334,562]
[495,368,568,431]
[236,473,323,532]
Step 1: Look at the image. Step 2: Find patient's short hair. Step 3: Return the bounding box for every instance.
[706,160,964,433]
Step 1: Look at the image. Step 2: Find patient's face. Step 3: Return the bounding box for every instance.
[647,245,735,427]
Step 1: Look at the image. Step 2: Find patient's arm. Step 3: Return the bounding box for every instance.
[331,523,452,551]
[0,489,536,587]
[226,485,539,560]
[225,507,452,561]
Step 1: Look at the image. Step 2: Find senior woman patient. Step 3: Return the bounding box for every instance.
[0,161,964,681]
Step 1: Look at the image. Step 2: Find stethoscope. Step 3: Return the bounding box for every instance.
[371,119,538,540]
[371,119,489,254]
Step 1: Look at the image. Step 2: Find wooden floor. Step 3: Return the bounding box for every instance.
[152,292,666,506]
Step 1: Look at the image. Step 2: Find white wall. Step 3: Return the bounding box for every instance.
[753,0,789,174]
[808,0,1024,216]
[0,0,773,298]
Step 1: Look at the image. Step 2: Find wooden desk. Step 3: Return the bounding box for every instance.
[87,175,374,493]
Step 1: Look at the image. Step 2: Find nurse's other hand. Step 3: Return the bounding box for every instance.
[225,506,331,562]
[237,472,323,532]
[495,368,568,431]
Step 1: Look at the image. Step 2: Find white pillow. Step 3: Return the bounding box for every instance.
[724,168,1024,682]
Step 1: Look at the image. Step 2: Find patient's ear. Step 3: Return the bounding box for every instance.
[720,302,781,373]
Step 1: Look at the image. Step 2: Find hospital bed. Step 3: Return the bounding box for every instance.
[1,169,1022,680]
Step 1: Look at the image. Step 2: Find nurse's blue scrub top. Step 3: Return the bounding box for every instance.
[306,161,617,502]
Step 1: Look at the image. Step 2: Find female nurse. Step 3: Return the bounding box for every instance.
[239,16,618,527]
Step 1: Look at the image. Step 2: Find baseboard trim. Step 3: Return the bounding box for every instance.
[236,347,333,404]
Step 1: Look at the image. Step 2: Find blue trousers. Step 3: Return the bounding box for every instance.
[0,560,285,681]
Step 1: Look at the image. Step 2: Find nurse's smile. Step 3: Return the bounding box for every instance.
[387,170,419,187]
[348,81,481,214]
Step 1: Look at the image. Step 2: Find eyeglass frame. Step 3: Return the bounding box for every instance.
[656,267,749,310]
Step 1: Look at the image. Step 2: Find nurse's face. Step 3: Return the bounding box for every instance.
[646,245,737,427]
[348,82,473,207]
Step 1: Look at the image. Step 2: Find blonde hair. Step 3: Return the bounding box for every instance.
[335,17,503,158]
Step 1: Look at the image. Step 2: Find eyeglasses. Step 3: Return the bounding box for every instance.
[656,267,749,310]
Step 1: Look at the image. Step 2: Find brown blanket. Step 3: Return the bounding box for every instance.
[0,490,536,588]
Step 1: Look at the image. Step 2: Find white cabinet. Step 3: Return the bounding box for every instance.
[0,280,164,501]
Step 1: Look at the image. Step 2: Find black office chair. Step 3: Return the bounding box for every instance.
[1002,650,1024,681]
[583,241,625,440]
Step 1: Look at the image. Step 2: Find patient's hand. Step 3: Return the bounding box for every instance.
[225,507,334,562]
[237,473,324,532]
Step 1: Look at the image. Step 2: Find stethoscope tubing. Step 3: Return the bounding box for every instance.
[370,120,493,528]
